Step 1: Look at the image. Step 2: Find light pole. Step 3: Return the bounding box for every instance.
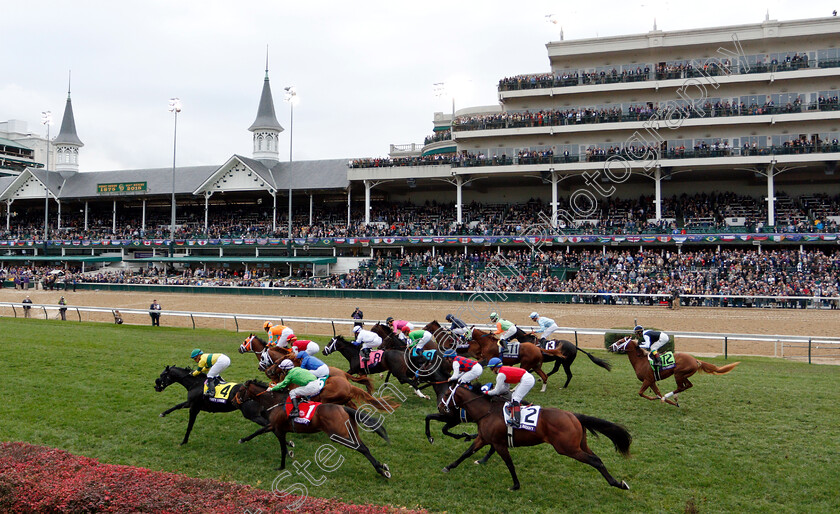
[283,86,298,240]
[168,98,181,243]
[41,111,52,241]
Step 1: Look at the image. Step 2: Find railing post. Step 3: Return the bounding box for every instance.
[724,336,728,360]
[11,305,16,318]
[808,338,812,364]
[76,307,81,322]
[42,306,48,319]
[234,315,239,332]
[190,314,195,329]
[574,331,578,348]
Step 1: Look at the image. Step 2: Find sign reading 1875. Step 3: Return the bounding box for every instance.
[97,182,147,194]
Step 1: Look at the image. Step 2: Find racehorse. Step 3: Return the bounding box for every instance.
[441,384,631,491]
[609,336,740,406]
[322,335,434,399]
[154,366,271,445]
[370,323,406,350]
[235,380,392,477]
[514,327,612,389]
[239,334,374,393]
[467,327,550,392]
[262,360,402,412]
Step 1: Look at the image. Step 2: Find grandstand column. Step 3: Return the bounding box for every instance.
[84,201,88,231]
[654,166,662,220]
[112,200,116,233]
[57,200,61,230]
[5,199,12,231]
[203,191,212,234]
[272,191,277,232]
[141,200,145,233]
[346,186,351,227]
[309,194,313,226]
[364,180,371,225]
[550,170,559,227]
[767,161,776,227]
[455,175,463,224]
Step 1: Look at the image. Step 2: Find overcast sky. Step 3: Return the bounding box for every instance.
[0,0,827,172]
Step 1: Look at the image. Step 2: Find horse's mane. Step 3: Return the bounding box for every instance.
[245,379,270,389]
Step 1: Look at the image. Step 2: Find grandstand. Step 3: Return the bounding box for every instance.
[1,16,839,305]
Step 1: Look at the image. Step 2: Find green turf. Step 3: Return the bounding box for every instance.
[2,318,839,513]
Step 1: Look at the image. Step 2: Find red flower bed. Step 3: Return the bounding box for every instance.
[0,442,426,514]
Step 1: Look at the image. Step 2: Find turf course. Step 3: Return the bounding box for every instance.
[2,318,839,513]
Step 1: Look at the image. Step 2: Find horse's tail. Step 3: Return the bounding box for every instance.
[344,372,374,393]
[574,413,632,457]
[578,347,612,371]
[698,360,740,375]
[346,386,402,412]
[342,405,390,443]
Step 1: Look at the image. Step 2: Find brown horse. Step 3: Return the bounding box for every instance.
[263,360,401,412]
[609,337,740,406]
[467,327,550,392]
[239,334,374,393]
[441,384,631,491]
[235,380,391,477]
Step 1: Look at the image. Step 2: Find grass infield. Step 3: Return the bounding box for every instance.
[2,318,839,513]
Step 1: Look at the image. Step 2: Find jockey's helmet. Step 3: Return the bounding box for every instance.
[529,312,539,320]
[442,348,457,358]
[386,316,394,325]
[488,357,503,368]
[190,349,202,359]
[278,359,294,371]
[352,325,362,334]
[634,325,644,333]
[489,312,499,321]
[446,314,454,321]
[401,325,411,334]
[263,321,273,330]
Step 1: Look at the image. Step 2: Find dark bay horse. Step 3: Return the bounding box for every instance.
[154,366,270,445]
[240,334,374,393]
[235,380,391,477]
[514,327,612,389]
[322,335,431,399]
[609,337,740,406]
[442,384,632,491]
[468,327,550,392]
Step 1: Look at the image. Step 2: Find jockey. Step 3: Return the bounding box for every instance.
[484,357,535,429]
[406,327,434,360]
[392,319,414,342]
[353,325,382,364]
[634,325,670,367]
[445,313,468,338]
[530,312,560,345]
[190,349,230,397]
[490,312,517,354]
[265,321,295,348]
[293,347,330,379]
[443,348,482,385]
[269,359,322,419]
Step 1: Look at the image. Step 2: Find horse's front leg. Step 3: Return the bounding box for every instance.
[637,381,661,402]
[160,401,189,417]
[181,404,201,445]
[443,435,486,472]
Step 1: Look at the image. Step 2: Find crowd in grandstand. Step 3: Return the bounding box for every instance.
[7,248,837,308]
[1,193,838,242]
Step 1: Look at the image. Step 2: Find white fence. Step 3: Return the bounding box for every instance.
[2,301,839,364]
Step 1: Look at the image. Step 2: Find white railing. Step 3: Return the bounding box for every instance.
[2,302,838,363]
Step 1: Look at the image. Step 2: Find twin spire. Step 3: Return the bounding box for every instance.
[248,47,284,162]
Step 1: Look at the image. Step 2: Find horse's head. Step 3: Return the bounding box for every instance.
[154,365,175,392]
[323,335,347,356]
[239,334,257,354]
[609,336,634,354]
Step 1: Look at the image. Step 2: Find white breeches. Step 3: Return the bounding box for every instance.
[362,336,382,350]
[511,373,535,403]
[457,365,483,384]
[309,364,330,379]
[289,379,323,399]
[539,323,560,340]
[207,355,230,378]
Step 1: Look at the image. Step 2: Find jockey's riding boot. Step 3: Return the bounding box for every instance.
[205,379,216,397]
[289,397,300,419]
[499,338,508,354]
[361,347,371,362]
[539,337,547,347]
[510,401,521,428]
[652,352,662,367]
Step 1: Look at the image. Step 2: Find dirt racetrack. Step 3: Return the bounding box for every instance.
[2,288,838,362]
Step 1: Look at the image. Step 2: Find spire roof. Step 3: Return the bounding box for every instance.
[53,91,84,147]
[248,69,284,133]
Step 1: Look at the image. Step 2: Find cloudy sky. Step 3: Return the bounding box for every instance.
[0,0,825,171]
